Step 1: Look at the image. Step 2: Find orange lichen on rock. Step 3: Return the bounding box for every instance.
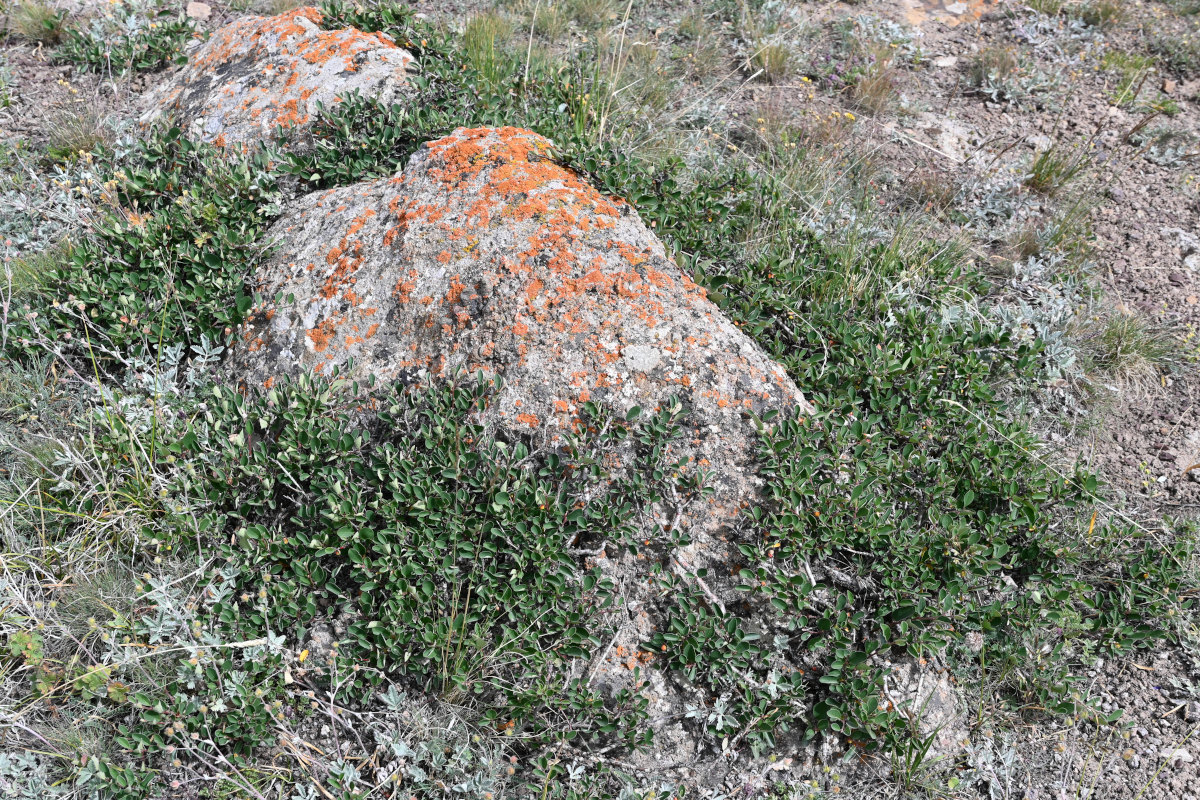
[139,7,414,150]
[306,318,338,353]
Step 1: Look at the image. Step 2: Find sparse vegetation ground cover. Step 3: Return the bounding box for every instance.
[2,0,1200,798]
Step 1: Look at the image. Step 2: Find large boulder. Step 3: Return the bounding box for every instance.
[232,126,810,527]
[141,7,414,149]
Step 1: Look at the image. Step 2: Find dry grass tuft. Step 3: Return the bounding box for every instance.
[969,45,1020,88]
[750,41,791,83]
[852,56,898,115]
[8,0,66,44]
[564,0,619,31]
[1027,0,1066,14]
[1024,141,1089,197]
[44,105,109,163]
[1077,311,1183,389]
[902,170,958,214]
[4,241,66,299]
[1076,0,1125,29]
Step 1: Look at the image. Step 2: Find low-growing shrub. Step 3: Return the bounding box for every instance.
[260,116,1163,752]
[1075,0,1125,29]
[570,139,1183,751]
[8,1,1200,790]
[186,373,676,745]
[58,3,197,74]
[1152,31,1200,78]
[5,128,281,368]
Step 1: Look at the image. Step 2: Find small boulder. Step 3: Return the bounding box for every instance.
[141,7,414,149]
[185,1,211,21]
[887,659,969,764]
[232,126,810,531]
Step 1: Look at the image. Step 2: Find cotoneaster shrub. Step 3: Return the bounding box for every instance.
[633,150,1190,752]
[179,372,702,748]
[5,128,280,370]
[18,369,694,797]
[58,3,199,74]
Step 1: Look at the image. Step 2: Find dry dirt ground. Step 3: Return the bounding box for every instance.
[2,0,1200,797]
